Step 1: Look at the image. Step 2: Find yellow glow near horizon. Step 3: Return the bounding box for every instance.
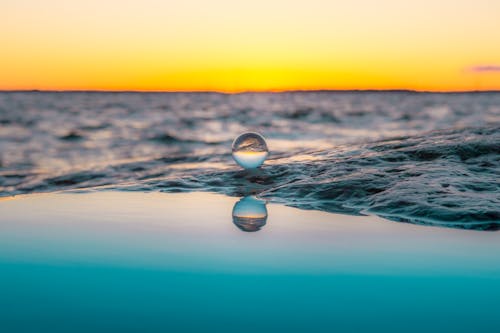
[1,0,500,92]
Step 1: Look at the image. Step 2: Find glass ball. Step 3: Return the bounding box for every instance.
[232,196,268,232]
[232,132,269,169]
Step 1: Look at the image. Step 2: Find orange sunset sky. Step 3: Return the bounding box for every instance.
[1,0,500,92]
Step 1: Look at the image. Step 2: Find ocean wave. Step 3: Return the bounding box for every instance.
[1,92,499,230]
[122,126,497,230]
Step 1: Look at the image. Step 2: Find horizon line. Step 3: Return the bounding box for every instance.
[2,88,500,94]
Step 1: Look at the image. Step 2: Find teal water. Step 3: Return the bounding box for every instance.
[3,263,500,333]
[1,192,499,332]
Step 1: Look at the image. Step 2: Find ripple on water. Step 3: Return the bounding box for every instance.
[0,92,499,230]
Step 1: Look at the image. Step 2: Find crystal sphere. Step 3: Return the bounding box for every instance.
[232,196,268,232]
[232,132,269,169]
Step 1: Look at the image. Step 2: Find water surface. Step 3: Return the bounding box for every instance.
[1,191,499,332]
[0,92,498,229]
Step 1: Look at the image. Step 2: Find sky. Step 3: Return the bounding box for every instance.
[1,0,500,92]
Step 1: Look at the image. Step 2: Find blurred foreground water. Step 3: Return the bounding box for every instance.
[1,192,500,332]
[0,91,499,229]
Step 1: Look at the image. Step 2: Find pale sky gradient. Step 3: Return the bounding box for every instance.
[1,0,500,92]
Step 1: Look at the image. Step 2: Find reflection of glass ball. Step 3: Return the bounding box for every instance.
[232,132,269,169]
[232,196,268,232]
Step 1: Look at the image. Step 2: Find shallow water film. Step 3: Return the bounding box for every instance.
[1,192,500,333]
[0,91,499,229]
